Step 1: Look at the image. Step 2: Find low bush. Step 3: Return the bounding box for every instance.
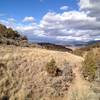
[82,50,97,81]
[45,58,58,76]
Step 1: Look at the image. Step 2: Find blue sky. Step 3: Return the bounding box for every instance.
[0,0,78,21]
[0,0,100,44]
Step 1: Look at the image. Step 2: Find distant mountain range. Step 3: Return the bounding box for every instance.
[31,40,100,47]
[32,40,100,52]
[66,40,100,47]
[86,40,100,46]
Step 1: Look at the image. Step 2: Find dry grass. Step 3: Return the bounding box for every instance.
[0,45,83,100]
[0,45,99,100]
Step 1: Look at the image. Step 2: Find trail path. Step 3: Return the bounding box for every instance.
[65,57,99,100]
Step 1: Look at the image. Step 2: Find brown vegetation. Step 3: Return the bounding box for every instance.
[0,24,28,46]
[0,45,77,100]
[82,48,100,81]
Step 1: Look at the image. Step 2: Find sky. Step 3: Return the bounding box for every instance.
[0,0,100,44]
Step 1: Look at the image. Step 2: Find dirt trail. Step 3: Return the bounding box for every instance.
[65,57,99,100]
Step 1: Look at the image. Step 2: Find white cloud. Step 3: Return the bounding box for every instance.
[23,16,35,22]
[60,6,68,10]
[16,26,35,32]
[39,10,100,41]
[79,0,100,20]
[79,0,92,10]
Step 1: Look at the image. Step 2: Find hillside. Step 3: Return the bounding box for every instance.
[0,24,29,46]
[0,45,100,100]
[0,45,83,100]
[37,43,73,52]
[74,41,100,57]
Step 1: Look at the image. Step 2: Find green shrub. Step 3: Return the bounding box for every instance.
[95,50,100,80]
[3,28,21,39]
[45,58,58,77]
[82,50,96,81]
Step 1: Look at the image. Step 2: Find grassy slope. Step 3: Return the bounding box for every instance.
[0,45,100,100]
[0,45,83,100]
